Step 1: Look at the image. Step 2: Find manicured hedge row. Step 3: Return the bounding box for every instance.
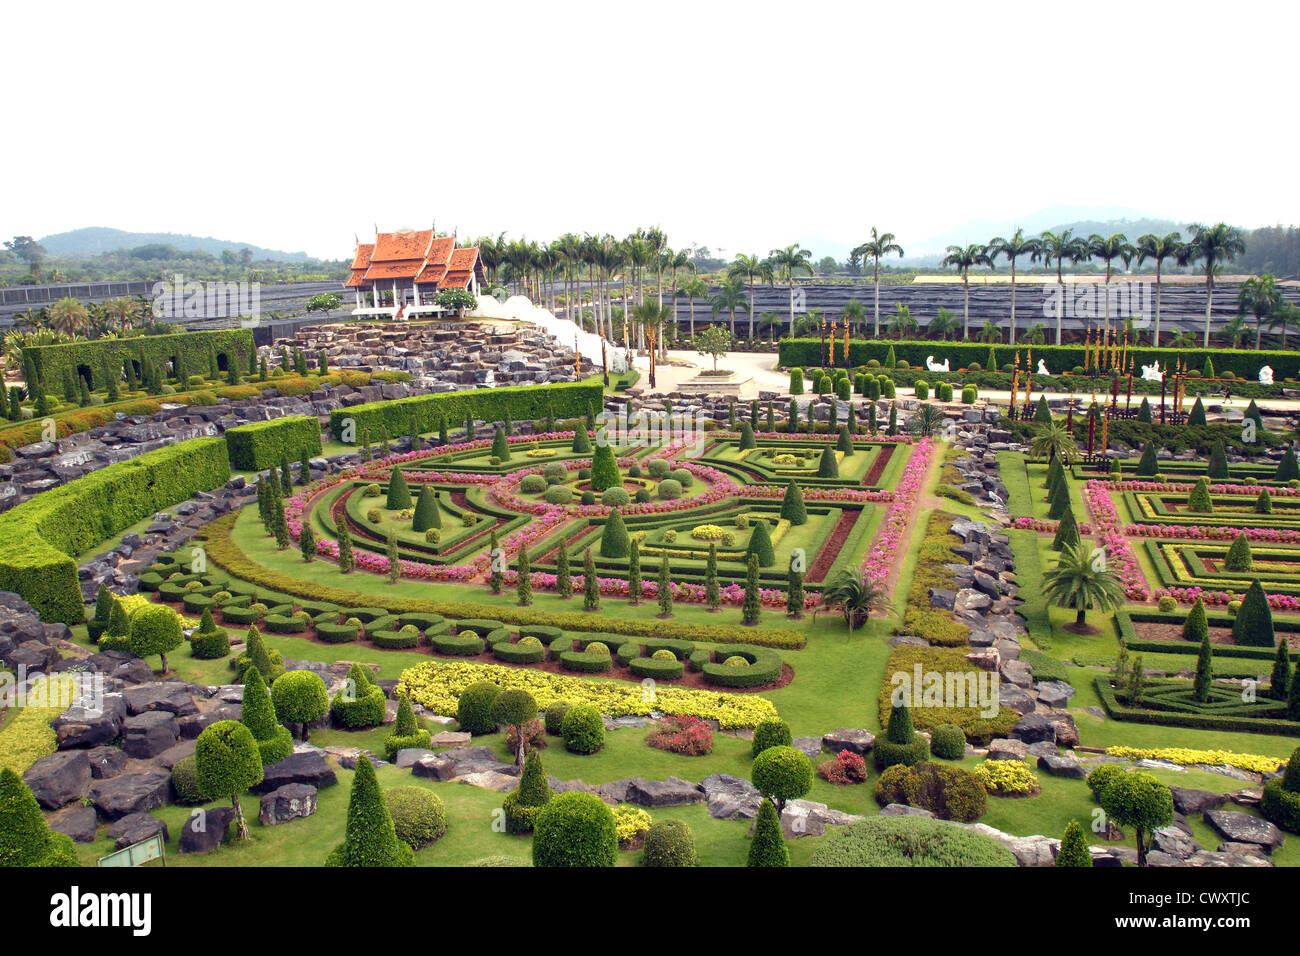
[226,416,323,471]
[0,436,231,623]
[1093,676,1300,736]
[202,513,805,648]
[26,329,255,391]
[327,380,604,441]
[777,337,1300,381]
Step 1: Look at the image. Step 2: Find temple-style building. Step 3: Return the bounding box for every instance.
[344,228,484,318]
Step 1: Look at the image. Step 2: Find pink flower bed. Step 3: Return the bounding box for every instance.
[1084,480,1149,602]
[860,440,934,587]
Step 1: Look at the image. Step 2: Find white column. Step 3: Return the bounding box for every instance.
[354,288,361,310]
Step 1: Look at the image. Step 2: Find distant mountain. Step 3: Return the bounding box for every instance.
[37,227,318,262]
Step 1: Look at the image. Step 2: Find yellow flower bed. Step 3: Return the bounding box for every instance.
[772,454,802,465]
[397,660,777,729]
[613,804,652,845]
[972,759,1040,796]
[525,449,556,459]
[1105,746,1285,775]
[0,676,81,775]
[691,525,727,541]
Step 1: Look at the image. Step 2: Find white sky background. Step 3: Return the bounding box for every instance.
[3,0,1297,261]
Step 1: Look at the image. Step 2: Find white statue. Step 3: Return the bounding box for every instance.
[1140,361,1164,382]
[1260,365,1274,385]
[925,355,950,373]
[1036,359,1049,376]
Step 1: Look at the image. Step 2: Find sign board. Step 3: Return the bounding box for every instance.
[98,833,165,868]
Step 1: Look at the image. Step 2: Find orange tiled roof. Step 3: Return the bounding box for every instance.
[371,229,432,262]
[416,235,457,285]
[440,246,480,289]
[349,243,374,270]
[345,229,477,290]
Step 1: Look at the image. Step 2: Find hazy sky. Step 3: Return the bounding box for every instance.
[5,0,1296,260]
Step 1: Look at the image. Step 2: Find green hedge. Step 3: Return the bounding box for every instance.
[1094,676,1300,736]
[25,329,255,391]
[226,416,323,471]
[0,436,231,623]
[777,337,1300,381]
[328,381,604,442]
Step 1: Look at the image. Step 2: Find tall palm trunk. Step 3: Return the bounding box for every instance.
[689,297,696,338]
[787,281,795,337]
[1055,264,1065,346]
[1008,260,1018,346]
[748,281,756,342]
[1153,267,1161,347]
[962,275,970,339]
[1203,272,1214,349]
[872,261,881,337]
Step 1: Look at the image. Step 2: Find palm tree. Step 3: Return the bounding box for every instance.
[46,297,88,336]
[887,302,918,339]
[1043,540,1125,629]
[632,300,674,388]
[1181,223,1246,348]
[1238,274,1282,350]
[851,228,905,337]
[819,567,893,633]
[842,298,866,336]
[1134,232,1183,346]
[988,228,1041,346]
[907,403,945,438]
[709,279,748,339]
[1085,233,1136,342]
[1219,315,1249,349]
[977,321,1002,344]
[940,243,992,340]
[676,274,708,340]
[767,244,813,336]
[1269,302,1300,350]
[1029,421,1079,464]
[1039,229,1087,345]
[1023,322,1047,345]
[1167,330,1198,349]
[927,307,959,340]
[102,296,142,336]
[729,254,774,343]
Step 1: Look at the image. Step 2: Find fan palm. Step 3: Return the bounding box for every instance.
[102,296,142,336]
[1039,229,1087,345]
[46,297,88,336]
[851,228,905,337]
[977,320,1002,344]
[1043,540,1125,628]
[940,242,992,340]
[1085,233,1135,340]
[1269,302,1300,350]
[767,244,813,336]
[1134,232,1183,346]
[1219,315,1249,349]
[820,567,893,632]
[1237,274,1282,350]
[1180,223,1246,348]
[1029,421,1079,463]
[988,228,1041,346]
[927,307,959,340]
[709,279,748,339]
[907,402,945,438]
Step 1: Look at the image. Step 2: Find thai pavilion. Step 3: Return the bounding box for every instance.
[344,228,484,318]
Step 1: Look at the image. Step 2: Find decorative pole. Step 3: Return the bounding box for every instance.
[1100,410,1109,461]
[1110,368,1119,413]
[1084,327,1092,374]
[821,315,828,367]
[1125,355,1133,411]
[1160,365,1167,425]
[1087,396,1096,456]
[830,317,838,366]
[843,321,850,368]
[1009,351,1020,418]
[574,334,580,378]
[1024,347,1033,411]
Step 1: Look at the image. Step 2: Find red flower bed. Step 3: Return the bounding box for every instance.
[645,715,714,756]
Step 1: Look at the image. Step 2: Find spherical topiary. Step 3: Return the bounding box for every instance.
[385,786,447,848]
[544,700,571,735]
[1086,763,1126,800]
[128,603,185,672]
[270,670,329,738]
[642,819,698,867]
[670,468,693,487]
[531,791,617,867]
[581,491,596,506]
[751,745,813,808]
[634,489,651,503]
[751,717,793,757]
[520,474,547,494]
[601,487,630,507]
[561,703,605,754]
[930,724,967,760]
[542,461,568,485]
[585,641,610,656]
[519,635,543,648]
[170,755,205,805]
[723,656,749,667]
[657,479,682,500]
[648,459,671,479]
[651,648,677,662]
[457,681,502,735]
[628,464,643,479]
[1157,595,1178,613]
[544,484,574,505]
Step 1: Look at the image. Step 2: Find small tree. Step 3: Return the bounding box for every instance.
[583,548,600,611]
[386,466,411,510]
[1224,532,1253,572]
[657,555,673,618]
[1277,447,1300,482]
[271,670,329,740]
[241,667,293,765]
[746,518,775,567]
[493,689,539,767]
[326,756,413,867]
[1233,579,1275,647]
[780,480,807,525]
[128,604,184,673]
[386,529,401,584]
[1136,442,1159,477]
[1096,770,1173,867]
[817,444,839,478]
[337,520,355,573]
[1193,631,1214,702]
[1208,440,1229,480]
[491,426,511,462]
[195,720,264,840]
[1183,597,1209,642]
[280,454,293,496]
[1188,397,1207,426]
[590,443,621,491]
[741,554,761,625]
[300,522,316,562]
[747,799,789,867]
[627,538,641,605]
[705,543,721,612]
[1270,637,1292,701]
[751,745,813,813]
[696,324,732,372]
[516,546,533,606]
[1051,508,1080,552]
[1042,540,1124,629]
[600,508,629,558]
[1055,820,1093,867]
[412,485,438,532]
[1256,487,1273,514]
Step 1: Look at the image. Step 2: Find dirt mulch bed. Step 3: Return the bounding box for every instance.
[806,507,864,584]
[861,442,896,487]
[1132,620,1300,650]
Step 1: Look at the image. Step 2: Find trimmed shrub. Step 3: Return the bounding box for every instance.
[751,745,813,809]
[532,791,618,867]
[386,786,447,849]
[170,755,206,806]
[779,480,807,525]
[1233,580,1275,648]
[194,720,264,837]
[930,724,967,760]
[1183,597,1209,642]
[384,694,431,759]
[226,416,322,471]
[561,703,605,754]
[642,819,697,867]
[242,667,294,763]
[1224,533,1253,572]
[503,750,553,834]
[874,703,930,769]
[657,478,682,500]
[329,663,386,729]
[385,466,411,510]
[544,484,573,505]
[600,508,630,558]
[0,767,80,866]
[456,681,501,735]
[747,798,788,867]
[270,670,329,741]
[325,757,413,867]
[874,761,987,821]
[128,603,184,672]
[751,717,793,757]
[1056,819,1093,866]
[810,815,1016,867]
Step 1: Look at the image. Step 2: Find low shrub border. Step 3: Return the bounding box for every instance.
[1093,676,1300,736]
